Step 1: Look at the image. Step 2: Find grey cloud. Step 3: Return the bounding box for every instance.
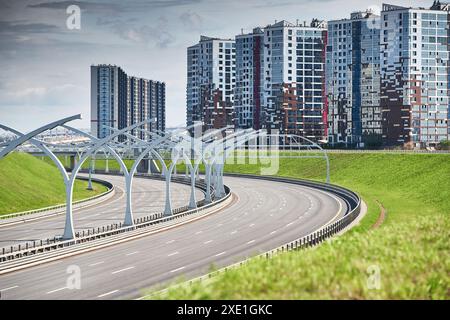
[112,17,175,48]
[179,11,203,31]
[28,0,204,12]
[0,20,61,34]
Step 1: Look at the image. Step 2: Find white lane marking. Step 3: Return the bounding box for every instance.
[203,240,213,244]
[167,251,179,257]
[111,266,135,274]
[170,266,185,273]
[270,230,277,235]
[286,222,294,227]
[249,223,255,227]
[126,251,139,256]
[215,251,226,257]
[195,231,203,235]
[247,240,255,245]
[47,287,67,294]
[1,285,18,292]
[230,230,237,235]
[97,290,119,298]
[166,240,175,244]
[88,261,104,267]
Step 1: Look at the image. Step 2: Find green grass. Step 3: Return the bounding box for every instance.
[0,153,108,215]
[41,156,135,172]
[150,152,450,299]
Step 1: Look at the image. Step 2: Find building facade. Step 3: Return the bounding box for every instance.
[326,10,382,147]
[91,64,165,140]
[380,2,450,147]
[90,65,128,139]
[262,20,328,141]
[186,36,236,132]
[234,28,265,130]
[127,77,166,140]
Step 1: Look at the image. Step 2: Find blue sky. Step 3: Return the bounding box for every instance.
[0,0,430,131]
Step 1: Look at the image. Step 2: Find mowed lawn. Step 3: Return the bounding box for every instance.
[0,153,108,215]
[151,152,450,299]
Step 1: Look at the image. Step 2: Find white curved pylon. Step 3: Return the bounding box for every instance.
[62,119,155,239]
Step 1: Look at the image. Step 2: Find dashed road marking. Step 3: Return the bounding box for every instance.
[98,290,119,298]
[111,266,135,274]
[47,287,67,294]
[170,266,185,273]
[0,285,18,292]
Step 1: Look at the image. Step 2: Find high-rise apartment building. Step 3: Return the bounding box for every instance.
[186,36,236,132]
[127,77,166,140]
[235,28,265,130]
[326,10,382,147]
[91,64,165,140]
[262,20,327,141]
[90,65,128,139]
[380,2,450,147]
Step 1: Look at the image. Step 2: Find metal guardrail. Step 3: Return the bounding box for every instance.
[0,176,114,221]
[142,174,362,299]
[0,173,222,266]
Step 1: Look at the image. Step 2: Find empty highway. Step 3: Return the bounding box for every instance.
[0,175,347,300]
[0,174,204,248]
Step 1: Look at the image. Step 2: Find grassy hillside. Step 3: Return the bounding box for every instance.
[151,153,450,299]
[0,153,108,215]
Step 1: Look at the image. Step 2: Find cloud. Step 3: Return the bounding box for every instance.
[28,0,204,12]
[179,11,203,31]
[0,21,61,34]
[111,17,175,48]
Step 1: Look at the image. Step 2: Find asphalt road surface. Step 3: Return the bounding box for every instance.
[0,175,347,300]
[0,174,204,248]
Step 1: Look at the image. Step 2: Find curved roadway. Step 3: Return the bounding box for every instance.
[0,174,204,248]
[0,175,348,300]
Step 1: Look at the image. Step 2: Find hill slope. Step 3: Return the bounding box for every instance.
[0,152,107,215]
[152,152,450,299]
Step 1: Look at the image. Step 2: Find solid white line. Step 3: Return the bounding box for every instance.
[97,290,119,298]
[270,230,277,235]
[166,240,175,244]
[88,261,104,267]
[247,240,255,245]
[46,287,67,294]
[167,251,179,257]
[1,285,18,292]
[286,222,294,227]
[126,251,139,256]
[170,266,185,273]
[111,266,135,274]
[215,251,226,257]
[203,240,213,244]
